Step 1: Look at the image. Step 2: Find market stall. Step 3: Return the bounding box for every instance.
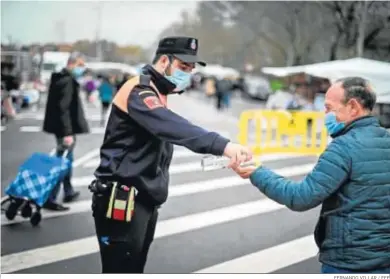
[261,58,390,127]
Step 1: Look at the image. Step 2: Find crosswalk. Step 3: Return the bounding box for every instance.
[1,112,106,134]
[3,92,390,274]
[1,97,106,133]
[1,94,325,274]
[1,143,322,274]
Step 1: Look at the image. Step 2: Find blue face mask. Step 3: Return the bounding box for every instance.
[165,68,192,92]
[325,112,345,136]
[71,66,86,78]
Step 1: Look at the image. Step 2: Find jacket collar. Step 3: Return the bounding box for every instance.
[141,64,176,94]
[61,67,73,76]
[333,115,380,138]
[60,68,78,81]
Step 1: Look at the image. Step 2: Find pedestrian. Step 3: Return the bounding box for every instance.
[232,77,390,274]
[1,62,18,120]
[42,52,90,211]
[83,70,97,101]
[215,77,232,111]
[221,77,233,109]
[98,75,115,127]
[89,36,252,274]
[116,72,131,92]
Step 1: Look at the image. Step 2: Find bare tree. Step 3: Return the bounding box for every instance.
[203,1,334,66]
[153,0,390,68]
[323,1,390,60]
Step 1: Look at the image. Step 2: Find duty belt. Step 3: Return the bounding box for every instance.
[89,179,137,222]
[89,179,138,194]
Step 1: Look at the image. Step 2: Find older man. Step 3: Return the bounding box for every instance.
[234,77,390,274]
[43,52,89,211]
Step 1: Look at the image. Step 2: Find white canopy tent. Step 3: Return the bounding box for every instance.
[194,64,240,79]
[85,62,138,76]
[262,58,390,103]
[262,58,390,80]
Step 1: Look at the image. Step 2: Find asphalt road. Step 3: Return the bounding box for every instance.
[1,92,323,274]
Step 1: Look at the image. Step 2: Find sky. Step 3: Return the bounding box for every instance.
[1,0,199,47]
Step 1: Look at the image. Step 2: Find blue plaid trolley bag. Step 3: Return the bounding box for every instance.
[1,149,71,226]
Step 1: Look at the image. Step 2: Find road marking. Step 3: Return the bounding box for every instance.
[1,126,6,132]
[73,145,201,175]
[72,148,100,168]
[82,159,201,172]
[173,149,201,159]
[195,234,317,273]
[2,162,315,226]
[90,127,105,134]
[15,113,102,121]
[1,199,92,226]
[15,114,44,120]
[168,163,314,197]
[183,94,239,126]
[77,153,310,187]
[1,198,285,274]
[82,149,203,168]
[18,126,108,134]
[20,126,42,132]
[71,176,96,188]
[87,115,103,121]
[82,151,307,170]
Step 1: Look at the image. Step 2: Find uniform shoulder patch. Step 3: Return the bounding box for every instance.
[143,95,164,110]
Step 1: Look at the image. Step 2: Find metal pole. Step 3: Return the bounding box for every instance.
[356,0,369,57]
[96,3,103,61]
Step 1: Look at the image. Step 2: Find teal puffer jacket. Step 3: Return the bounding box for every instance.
[249,116,390,271]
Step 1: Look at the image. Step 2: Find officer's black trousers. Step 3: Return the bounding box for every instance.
[92,193,158,273]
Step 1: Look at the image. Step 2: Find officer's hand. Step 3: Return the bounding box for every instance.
[223,143,252,169]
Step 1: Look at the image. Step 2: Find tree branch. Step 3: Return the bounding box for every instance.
[363,27,383,47]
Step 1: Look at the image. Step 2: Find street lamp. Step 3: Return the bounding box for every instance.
[95,2,103,61]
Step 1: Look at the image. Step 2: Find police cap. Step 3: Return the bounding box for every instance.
[156,36,206,66]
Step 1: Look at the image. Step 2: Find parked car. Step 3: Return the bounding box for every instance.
[17,82,41,108]
[242,75,272,101]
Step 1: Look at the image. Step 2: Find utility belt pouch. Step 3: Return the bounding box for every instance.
[105,183,135,222]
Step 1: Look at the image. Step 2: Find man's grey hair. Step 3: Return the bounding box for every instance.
[336,77,377,111]
[67,51,85,65]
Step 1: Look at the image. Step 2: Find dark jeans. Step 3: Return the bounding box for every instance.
[48,136,76,203]
[101,101,110,125]
[92,192,158,273]
[322,264,390,274]
[216,92,223,110]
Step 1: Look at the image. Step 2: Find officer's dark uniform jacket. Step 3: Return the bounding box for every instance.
[95,65,230,206]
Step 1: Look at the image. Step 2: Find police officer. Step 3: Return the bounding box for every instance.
[90,36,252,273]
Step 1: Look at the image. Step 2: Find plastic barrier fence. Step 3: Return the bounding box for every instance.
[237,110,328,156]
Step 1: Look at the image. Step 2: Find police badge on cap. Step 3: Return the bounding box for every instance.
[190,39,197,51]
[156,36,206,66]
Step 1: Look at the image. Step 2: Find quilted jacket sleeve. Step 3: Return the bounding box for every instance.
[249,140,351,211]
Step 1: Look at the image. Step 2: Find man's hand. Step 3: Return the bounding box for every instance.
[63,135,74,147]
[232,165,257,179]
[223,142,253,169]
